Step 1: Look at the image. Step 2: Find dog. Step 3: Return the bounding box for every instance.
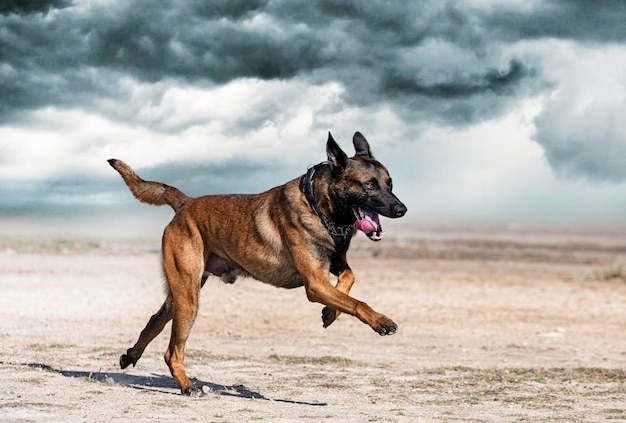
[108,132,407,396]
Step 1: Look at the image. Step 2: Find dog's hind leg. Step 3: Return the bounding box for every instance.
[321,269,355,328]
[120,295,173,369]
[121,253,218,369]
[162,234,204,396]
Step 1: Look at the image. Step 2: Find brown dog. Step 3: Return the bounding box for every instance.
[108,132,407,395]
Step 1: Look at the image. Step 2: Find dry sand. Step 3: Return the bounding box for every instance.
[1,226,625,422]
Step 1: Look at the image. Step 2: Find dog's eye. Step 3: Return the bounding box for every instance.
[363,181,377,190]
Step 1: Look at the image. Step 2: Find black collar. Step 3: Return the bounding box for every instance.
[300,162,353,239]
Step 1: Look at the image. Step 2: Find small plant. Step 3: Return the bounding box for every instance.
[587,262,626,284]
[49,343,77,349]
[392,408,405,416]
[268,354,353,365]
[19,377,45,385]
[447,365,473,372]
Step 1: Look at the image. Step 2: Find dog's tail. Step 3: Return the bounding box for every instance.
[108,159,190,211]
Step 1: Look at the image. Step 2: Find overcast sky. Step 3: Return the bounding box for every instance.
[1,0,626,227]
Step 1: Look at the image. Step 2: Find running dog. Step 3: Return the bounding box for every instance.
[108,132,407,395]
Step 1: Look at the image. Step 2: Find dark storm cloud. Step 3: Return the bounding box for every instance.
[2,0,626,183]
[480,0,626,43]
[3,0,625,118]
[88,1,327,83]
[0,0,71,16]
[0,0,542,127]
[378,59,537,124]
[382,60,529,99]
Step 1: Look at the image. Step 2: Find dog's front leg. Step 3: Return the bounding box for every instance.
[301,268,397,336]
[321,269,355,328]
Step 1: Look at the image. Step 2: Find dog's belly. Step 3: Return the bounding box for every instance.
[205,253,304,289]
[243,259,305,289]
[275,274,305,289]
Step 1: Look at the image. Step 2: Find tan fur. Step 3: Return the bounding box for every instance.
[108,159,188,211]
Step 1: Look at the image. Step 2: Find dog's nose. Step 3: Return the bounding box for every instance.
[392,202,407,217]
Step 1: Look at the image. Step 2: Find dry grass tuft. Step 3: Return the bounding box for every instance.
[587,262,626,284]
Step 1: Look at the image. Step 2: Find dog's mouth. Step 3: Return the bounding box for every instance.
[352,207,383,241]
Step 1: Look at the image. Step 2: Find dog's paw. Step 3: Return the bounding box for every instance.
[181,385,203,397]
[119,349,138,369]
[373,317,398,336]
[321,306,339,328]
[181,385,214,397]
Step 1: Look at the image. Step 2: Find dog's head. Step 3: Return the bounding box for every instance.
[326,132,407,241]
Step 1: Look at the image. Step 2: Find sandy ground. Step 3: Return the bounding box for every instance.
[1,226,625,422]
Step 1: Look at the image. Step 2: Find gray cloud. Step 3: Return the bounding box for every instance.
[87,2,326,82]
[382,60,530,98]
[480,0,626,43]
[2,0,626,186]
[0,0,71,15]
[534,91,626,183]
[0,0,543,127]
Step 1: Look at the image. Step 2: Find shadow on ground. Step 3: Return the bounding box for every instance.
[15,362,327,406]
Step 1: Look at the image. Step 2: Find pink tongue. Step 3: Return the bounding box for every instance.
[354,218,377,233]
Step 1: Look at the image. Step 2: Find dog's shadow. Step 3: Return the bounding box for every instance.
[22,362,326,406]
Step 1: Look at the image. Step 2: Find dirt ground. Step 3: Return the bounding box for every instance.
[1,225,625,422]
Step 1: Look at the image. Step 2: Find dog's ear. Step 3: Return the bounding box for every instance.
[326,132,349,177]
[353,132,373,157]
